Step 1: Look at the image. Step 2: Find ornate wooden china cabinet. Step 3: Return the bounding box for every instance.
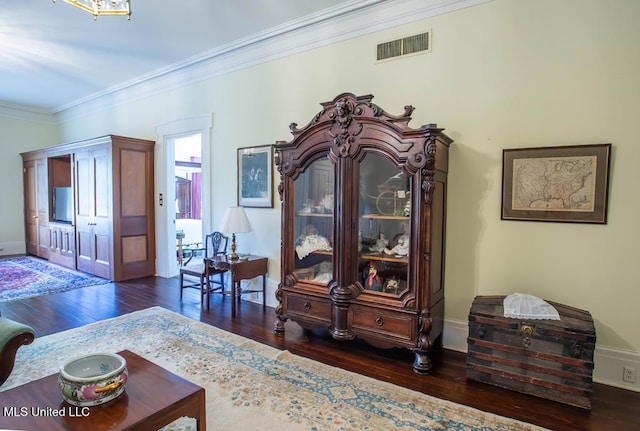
[274,93,453,373]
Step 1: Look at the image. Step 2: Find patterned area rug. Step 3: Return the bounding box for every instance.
[3,307,548,431]
[0,256,110,302]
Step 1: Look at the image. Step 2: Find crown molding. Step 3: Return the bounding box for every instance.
[55,0,493,122]
[0,102,57,124]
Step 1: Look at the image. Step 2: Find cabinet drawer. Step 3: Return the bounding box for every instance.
[283,293,332,324]
[351,305,417,343]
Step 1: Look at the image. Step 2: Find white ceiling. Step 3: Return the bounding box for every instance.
[0,0,373,113]
[0,0,489,115]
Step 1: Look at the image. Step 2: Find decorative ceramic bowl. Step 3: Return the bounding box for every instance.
[58,352,128,407]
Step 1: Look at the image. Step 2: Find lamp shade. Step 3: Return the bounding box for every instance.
[220,206,252,234]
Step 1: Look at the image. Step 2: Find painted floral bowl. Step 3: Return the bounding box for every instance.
[57,352,128,407]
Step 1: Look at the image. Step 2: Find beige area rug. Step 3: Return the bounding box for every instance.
[3,307,548,431]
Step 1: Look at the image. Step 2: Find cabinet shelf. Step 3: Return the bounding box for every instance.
[360,214,409,221]
[359,253,408,264]
[309,250,332,256]
[296,212,334,218]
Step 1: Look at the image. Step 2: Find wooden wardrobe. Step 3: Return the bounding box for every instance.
[274,93,453,373]
[21,135,155,282]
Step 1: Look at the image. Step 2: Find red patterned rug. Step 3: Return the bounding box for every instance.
[0,256,110,303]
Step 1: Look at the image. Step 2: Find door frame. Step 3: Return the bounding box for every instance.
[155,114,212,278]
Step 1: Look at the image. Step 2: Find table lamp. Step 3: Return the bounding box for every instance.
[220,206,252,260]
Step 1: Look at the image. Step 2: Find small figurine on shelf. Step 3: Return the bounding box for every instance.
[293,267,315,280]
[295,224,332,260]
[383,235,408,256]
[383,277,400,294]
[300,199,314,214]
[402,198,410,216]
[313,261,333,283]
[369,233,389,253]
[383,221,409,257]
[318,193,334,213]
[363,261,382,291]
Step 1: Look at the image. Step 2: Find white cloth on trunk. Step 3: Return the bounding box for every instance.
[503,293,560,320]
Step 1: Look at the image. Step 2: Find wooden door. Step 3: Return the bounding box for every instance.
[23,158,49,257]
[23,160,38,256]
[112,140,155,281]
[75,146,113,279]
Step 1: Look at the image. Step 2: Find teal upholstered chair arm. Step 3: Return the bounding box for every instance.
[0,316,35,386]
[0,317,35,346]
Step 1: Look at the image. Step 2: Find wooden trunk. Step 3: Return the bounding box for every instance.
[466,295,595,409]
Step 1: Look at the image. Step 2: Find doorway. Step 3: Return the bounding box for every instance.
[175,134,202,267]
[155,115,212,278]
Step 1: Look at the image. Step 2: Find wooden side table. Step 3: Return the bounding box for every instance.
[0,350,205,431]
[206,255,268,317]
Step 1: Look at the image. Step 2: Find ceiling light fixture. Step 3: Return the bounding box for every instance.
[53,0,132,20]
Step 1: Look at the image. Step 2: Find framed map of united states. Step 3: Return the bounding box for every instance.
[501,144,611,223]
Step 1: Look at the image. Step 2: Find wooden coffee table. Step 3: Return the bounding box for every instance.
[0,350,206,430]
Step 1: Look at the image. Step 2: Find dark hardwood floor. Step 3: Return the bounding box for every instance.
[1,276,638,430]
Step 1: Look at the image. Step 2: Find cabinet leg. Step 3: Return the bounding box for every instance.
[330,298,355,340]
[274,289,286,335]
[274,317,286,335]
[329,325,355,341]
[412,350,432,374]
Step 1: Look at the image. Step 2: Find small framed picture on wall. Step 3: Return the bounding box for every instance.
[237,145,273,208]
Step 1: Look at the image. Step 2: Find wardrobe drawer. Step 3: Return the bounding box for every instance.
[351,305,417,344]
[283,293,332,325]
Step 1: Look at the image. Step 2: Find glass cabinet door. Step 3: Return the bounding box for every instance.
[292,157,335,285]
[357,152,410,296]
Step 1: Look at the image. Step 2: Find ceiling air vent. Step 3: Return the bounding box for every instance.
[376,31,431,62]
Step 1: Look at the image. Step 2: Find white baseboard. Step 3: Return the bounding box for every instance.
[0,241,26,257]
[442,317,470,352]
[442,317,640,392]
[592,345,640,392]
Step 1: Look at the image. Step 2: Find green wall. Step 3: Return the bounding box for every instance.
[0,116,58,254]
[2,0,639,356]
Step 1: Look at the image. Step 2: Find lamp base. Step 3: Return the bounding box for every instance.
[230,233,239,260]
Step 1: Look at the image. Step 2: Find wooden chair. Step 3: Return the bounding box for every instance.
[179,231,228,309]
[0,313,35,385]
